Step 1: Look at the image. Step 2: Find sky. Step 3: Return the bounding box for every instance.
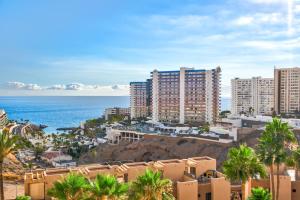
[0,0,299,97]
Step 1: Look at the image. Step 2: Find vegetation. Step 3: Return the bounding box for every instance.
[0,129,19,200]
[16,196,31,200]
[47,171,173,200]
[85,118,106,129]
[248,107,254,116]
[108,115,126,123]
[286,147,300,180]
[129,169,174,200]
[47,173,89,200]
[248,187,271,200]
[219,110,231,118]
[88,174,128,200]
[256,118,297,200]
[223,144,266,184]
[199,123,210,133]
[33,142,46,160]
[223,144,266,200]
[67,141,89,159]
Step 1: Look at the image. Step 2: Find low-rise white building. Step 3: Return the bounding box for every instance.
[104,107,130,120]
[223,114,300,129]
[106,127,144,144]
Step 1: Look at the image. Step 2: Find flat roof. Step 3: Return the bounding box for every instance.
[86,165,112,171]
[159,159,182,164]
[125,162,148,167]
[191,156,213,161]
[45,169,71,176]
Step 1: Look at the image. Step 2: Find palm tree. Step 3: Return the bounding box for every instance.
[223,144,266,200]
[0,129,19,199]
[286,147,300,180]
[47,173,89,200]
[88,174,128,200]
[256,118,297,200]
[248,187,271,200]
[129,169,174,200]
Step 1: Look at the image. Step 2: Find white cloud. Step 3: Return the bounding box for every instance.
[7,82,42,90]
[3,81,130,96]
[247,0,287,4]
[233,13,285,26]
[234,16,254,26]
[146,14,209,30]
[65,83,85,90]
[47,84,66,90]
[241,37,300,50]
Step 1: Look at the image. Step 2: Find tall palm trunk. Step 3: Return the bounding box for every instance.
[101,195,108,200]
[270,165,275,200]
[276,164,280,200]
[242,182,246,200]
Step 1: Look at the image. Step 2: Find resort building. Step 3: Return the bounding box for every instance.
[24,156,300,200]
[106,127,145,144]
[151,67,221,124]
[24,156,231,200]
[104,107,130,120]
[231,77,274,116]
[130,82,151,119]
[0,109,8,129]
[274,67,300,114]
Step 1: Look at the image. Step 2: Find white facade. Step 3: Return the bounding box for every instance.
[152,70,159,123]
[231,77,274,115]
[275,67,300,114]
[104,107,130,120]
[106,127,144,144]
[130,82,148,119]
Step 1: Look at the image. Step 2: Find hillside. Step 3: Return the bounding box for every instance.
[3,154,24,180]
[79,132,262,170]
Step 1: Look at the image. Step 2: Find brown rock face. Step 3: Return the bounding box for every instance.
[79,134,260,170]
[78,130,300,171]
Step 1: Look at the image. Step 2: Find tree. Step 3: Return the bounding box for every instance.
[202,123,210,133]
[286,147,300,180]
[248,187,271,200]
[33,142,46,160]
[0,130,19,199]
[220,110,231,118]
[129,169,174,200]
[223,144,266,200]
[47,173,89,200]
[88,174,128,200]
[248,107,254,116]
[256,118,297,200]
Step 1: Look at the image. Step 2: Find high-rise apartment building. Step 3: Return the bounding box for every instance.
[152,67,221,124]
[0,109,8,129]
[231,77,274,115]
[274,67,300,114]
[130,82,150,119]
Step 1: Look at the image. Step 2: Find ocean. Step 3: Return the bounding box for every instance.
[0,96,231,133]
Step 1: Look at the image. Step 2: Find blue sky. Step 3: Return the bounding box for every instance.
[0,0,299,96]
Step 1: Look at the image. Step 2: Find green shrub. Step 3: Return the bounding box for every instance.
[16,196,31,200]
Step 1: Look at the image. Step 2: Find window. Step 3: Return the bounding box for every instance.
[190,167,196,176]
[124,173,128,182]
[206,192,212,200]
